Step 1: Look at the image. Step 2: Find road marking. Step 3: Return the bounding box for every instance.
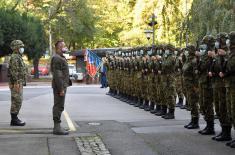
[63,110,76,131]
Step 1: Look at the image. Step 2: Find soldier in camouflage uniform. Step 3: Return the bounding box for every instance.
[182,45,199,129]
[209,33,232,141]
[155,47,167,116]
[196,35,215,135]
[8,40,27,126]
[159,44,177,119]
[175,48,185,108]
[144,47,155,111]
[222,31,235,148]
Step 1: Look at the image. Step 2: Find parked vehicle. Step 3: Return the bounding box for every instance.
[68,65,84,81]
[31,66,49,76]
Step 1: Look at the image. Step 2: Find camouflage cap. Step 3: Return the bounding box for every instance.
[228,31,235,46]
[10,40,24,50]
[186,45,196,56]
[165,44,175,51]
[216,32,228,47]
[202,35,215,47]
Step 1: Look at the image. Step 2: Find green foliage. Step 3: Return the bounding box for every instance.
[0,9,47,60]
[189,0,235,43]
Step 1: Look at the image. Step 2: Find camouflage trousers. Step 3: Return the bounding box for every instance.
[226,87,235,127]
[175,75,184,99]
[213,86,231,126]
[141,76,148,100]
[184,82,199,118]
[157,76,165,106]
[162,76,176,109]
[10,84,23,114]
[199,84,214,122]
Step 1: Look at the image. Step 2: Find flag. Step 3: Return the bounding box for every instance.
[84,49,102,78]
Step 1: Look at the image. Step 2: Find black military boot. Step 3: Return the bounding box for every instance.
[129,96,136,105]
[106,89,112,95]
[124,95,131,104]
[163,109,175,119]
[150,105,161,114]
[145,101,155,111]
[180,104,186,109]
[10,113,26,126]
[156,105,167,116]
[186,117,199,129]
[145,101,153,111]
[176,98,183,107]
[134,98,142,107]
[214,126,232,141]
[139,100,148,109]
[199,121,215,135]
[226,139,235,148]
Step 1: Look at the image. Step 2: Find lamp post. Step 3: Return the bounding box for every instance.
[148,14,157,46]
[144,30,153,42]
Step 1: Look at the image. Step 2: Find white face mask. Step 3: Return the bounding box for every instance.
[184,50,189,57]
[226,39,230,47]
[215,41,220,49]
[174,51,178,55]
[165,50,170,55]
[19,47,24,54]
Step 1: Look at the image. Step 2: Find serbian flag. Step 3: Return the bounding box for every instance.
[84,49,102,78]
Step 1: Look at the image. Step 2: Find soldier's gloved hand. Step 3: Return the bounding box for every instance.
[219,72,224,78]
[59,90,65,96]
[158,71,161,74]
[208,72,213,77]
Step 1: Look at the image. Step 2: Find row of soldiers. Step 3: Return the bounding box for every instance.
[105,31,235,148]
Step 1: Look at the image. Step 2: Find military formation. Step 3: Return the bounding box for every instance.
[105,31,235,148]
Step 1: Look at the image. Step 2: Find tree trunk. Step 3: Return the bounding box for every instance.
[33,58,40,79]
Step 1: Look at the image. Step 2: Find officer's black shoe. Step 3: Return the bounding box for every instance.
[163,109,175,119]
[176,98,183,107]
[186,117,199,129]
[215,126,232,141]
[199,121,215,135]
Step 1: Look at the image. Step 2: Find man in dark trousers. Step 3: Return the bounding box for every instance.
[51,40,70,135]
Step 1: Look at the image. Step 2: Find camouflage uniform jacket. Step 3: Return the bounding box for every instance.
[8,52,27,85]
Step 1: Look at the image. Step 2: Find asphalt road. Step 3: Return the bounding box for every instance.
[0,85,234,155]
